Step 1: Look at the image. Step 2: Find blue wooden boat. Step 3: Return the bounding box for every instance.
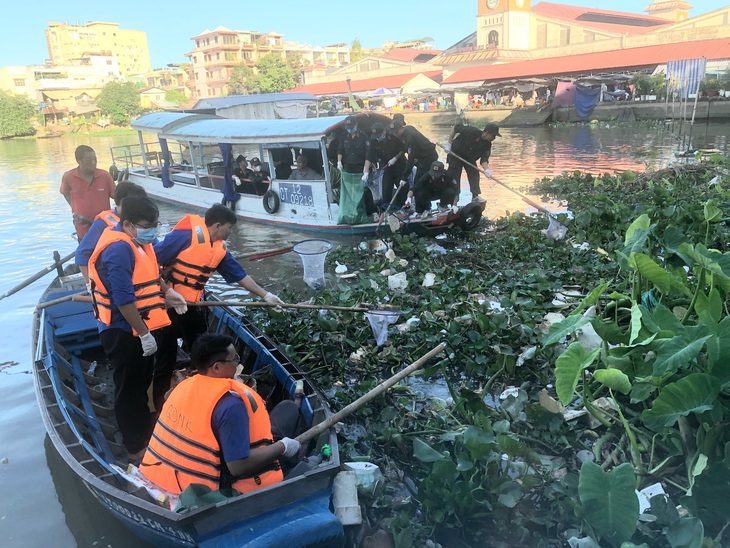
[32,269,345,547]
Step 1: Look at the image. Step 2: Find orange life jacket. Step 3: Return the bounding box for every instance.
[140,374,283,494]
[94,209,120,228]
[163,215,227,302]
[88,228,170,335]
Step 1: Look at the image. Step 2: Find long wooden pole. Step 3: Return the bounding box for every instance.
[235,245,295,261]
[36,291,92,309]
[295,343,447,444]
[189,300,371,313]
[1,250,76,301]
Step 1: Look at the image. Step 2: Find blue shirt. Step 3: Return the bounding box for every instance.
[212,392,250,462]
[75,208,119,267]
[94,225,139,333]
[153,228,247,283]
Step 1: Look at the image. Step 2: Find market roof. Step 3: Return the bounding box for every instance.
[191,92,318,111]
[533,2,671,35]
[379,49,442,63]
[288,71,442,96]
[442,38,730,86]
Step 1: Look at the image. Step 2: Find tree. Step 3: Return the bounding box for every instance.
[96,81,141,125]
[0,91,36,138]
[248,54,297,94]
[350,39,363,63]
[228,62,254,95]
[164,89,188,104]
[285,51,305,86]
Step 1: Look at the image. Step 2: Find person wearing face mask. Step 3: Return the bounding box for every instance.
[152,204,284,412]
[366,122,407,210]
[87,196,188,464]
[336,115,370,225]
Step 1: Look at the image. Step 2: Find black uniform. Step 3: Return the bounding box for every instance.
[447,123,492,198]
[412,171,459,214]
[367,134,407,207]
[398,126,438,185]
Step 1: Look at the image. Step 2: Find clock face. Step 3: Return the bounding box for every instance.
[487,0,498,9]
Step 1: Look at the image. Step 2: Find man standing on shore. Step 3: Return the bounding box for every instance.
[443,122,500,204]
[60,145,116,241]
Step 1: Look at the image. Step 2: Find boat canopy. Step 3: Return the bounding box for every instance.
[131,112,220,134]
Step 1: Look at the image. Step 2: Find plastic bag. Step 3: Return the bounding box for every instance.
[365,310,401,346]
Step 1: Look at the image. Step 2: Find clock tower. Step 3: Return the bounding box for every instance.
[477,0,532,51]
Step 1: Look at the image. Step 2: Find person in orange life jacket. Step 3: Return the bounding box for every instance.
[87,196,188,462]
[152,204,284,412]
[75,182,148,282]
[141,334,301,494]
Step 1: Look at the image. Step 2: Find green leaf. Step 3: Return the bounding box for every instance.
[666,517,704,548]
[594,369,632,395]
[641,374,721,431]
[652,334,712,376]
[572,283,609,316]
[413,438,446,463]
[703,200,722,223]
[579,461,639,547]
[682,461,730,537]
[694,288,722,323]
[543,315,591,346]
[629,303,643,346]
[624,214,650,247]
[463,426,496,461]
[555,343,601,405]
[633,253,671,294]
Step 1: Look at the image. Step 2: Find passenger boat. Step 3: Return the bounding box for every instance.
[32,268,344,547]
[109,112,484,235]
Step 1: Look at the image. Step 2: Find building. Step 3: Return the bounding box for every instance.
[186,27,351,99]
[45,21,151,76]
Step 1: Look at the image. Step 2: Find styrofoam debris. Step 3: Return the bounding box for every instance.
[387,272,408,291]
[576,306,601,351]
[384,249,396,262]
[571,241,591,251]
[422,273,436,287]
[499,386,520,400]
[380,269,392,276]
[335,261,348,274]
[406,317,420,328]
[349,348,367,364]
[370,280,379,290]
[516,346,536,367]
[636,483,666,513]
[425,243,447,255]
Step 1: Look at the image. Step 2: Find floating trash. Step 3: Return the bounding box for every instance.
[365,308,402,346]
[422,273,436,287]
[293,239,333,290]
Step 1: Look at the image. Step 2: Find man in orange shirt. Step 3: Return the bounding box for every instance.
[60,145,116,241]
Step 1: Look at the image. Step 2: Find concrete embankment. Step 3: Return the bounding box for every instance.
[552,100,730,124]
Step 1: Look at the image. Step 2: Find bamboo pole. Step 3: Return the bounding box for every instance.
[234,245,295,261]
[295,342,447,444]
[36,291,92,310]
[1,250,76,301]
[188,300,371,313]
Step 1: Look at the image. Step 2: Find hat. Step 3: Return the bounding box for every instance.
[344,115,358,128]
[235,154,247,163]
[249,157,261,166]
[428,160,445,178]
[389,119,405,132]
[370,122,385,134]
[483,123,501,137]
[392,113,405,124]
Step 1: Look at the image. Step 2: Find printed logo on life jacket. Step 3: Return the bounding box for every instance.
[165,404,193,433]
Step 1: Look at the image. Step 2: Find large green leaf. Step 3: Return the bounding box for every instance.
[641,373,721,431]
[624,214,650,248]
[629,303,643,346]
[633,253,671,294]
[555,343,601,405]
[572,282,609,317]
[704,315,730,386]
[594,369,632,395]
[666,518,704,548]
[682,461,730,537]
[703,200,722,223]
[413,438,446,463]
[579,461,638,547]
[694,287,722,323]
[543,315,592,346]
[651,335,712,376]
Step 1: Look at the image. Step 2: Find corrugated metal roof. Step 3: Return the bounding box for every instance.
[288,71,442,96]
[191,92,317,110]
[533,2,670,35]
[442,38,730,85]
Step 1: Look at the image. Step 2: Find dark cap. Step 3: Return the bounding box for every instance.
[483,123,501,137]
[249,157,261,166]
[344,115,358,127]
[235,154,247,163]
[392,113,405,124]
[370,122,385,134]
[389,119,405,132]
[428,160,444,178]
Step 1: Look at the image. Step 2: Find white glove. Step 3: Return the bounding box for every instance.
[85,281,92,295]
[361,171,369,183]
[165,288,188,315]
[399,179,408,188]
[264,292,284,305]
[280,437,301,458]
[139,332,157,357]
[388,157,397,167]
[337,161,343,171]
[404,197,413,208]
[442,144,451,153]
[483,167,492,178]
[232,175,241,185]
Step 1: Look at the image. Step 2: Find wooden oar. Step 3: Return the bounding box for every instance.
[234,246,295,261]
[1,250,76,301]
[189,300,371,313]
[295,342,447,444]
[36,291,92,310]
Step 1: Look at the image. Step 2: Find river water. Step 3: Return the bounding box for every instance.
[0,123,727,547]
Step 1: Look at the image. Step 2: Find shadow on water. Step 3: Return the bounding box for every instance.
[45,436,153,548]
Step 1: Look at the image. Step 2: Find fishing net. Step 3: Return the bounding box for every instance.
[365,309,402,346]
[367,168,385,205]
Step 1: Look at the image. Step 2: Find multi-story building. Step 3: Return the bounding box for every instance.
[45,21,151,76]
[186,27,351,99]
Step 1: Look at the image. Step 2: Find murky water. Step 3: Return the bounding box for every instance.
[0,123,727,546]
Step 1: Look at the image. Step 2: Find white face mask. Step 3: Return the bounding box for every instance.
[253,165,261,172]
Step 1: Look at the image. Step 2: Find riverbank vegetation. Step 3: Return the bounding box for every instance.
[248,154,730,547]
[0,91,36,138]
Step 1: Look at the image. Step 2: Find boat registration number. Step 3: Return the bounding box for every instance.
[278,183,314,207]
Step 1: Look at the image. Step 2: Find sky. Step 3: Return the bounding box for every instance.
[2,1,728,68]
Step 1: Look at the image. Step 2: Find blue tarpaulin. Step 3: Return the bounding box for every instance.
[574,85,601,121]
[666,58,707,99]
[159,138,173,188]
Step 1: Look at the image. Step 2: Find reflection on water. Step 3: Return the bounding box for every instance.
[0,124,727,547]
